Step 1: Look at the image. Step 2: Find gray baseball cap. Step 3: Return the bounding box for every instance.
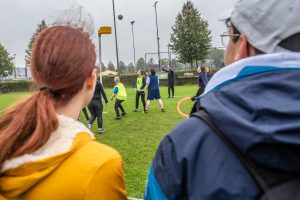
[220,0,300,53]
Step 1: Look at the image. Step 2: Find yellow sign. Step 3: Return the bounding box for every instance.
[98,26,112,36]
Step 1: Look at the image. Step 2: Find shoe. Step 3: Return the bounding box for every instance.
[121,112,127,116]
[133,109,138,112]
[168,96,170,98]
[115,116,121,120]
[87,124,91,129]
[98,128,105,134]
[172,96,174,98]
[143,110,148,113]
[191,96,197,101]
[162,109,166,112]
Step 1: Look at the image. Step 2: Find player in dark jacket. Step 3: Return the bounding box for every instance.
[162,65,175,98]
[87,79,108,134]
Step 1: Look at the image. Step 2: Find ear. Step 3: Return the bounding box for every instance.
[86,68,97,89]
[234,34,249,61]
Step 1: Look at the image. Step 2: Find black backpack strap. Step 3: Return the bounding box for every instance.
[191,109,269,192]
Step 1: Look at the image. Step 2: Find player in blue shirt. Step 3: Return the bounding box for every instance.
[145,68,165,113]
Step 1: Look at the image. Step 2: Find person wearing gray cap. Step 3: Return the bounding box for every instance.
[144,0,300,199]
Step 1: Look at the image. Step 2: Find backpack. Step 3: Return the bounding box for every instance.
[191,109,300,200]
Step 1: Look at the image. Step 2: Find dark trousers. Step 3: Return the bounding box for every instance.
[168,83,175,97]
[88,100,103,128]
[136,91,146,110]
[115,99,125,117]
[195,86,205,97]
[82,107,89,121]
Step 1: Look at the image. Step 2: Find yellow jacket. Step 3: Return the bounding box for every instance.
[0,115,127,200]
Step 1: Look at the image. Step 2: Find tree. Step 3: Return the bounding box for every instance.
[25,20,47,67]
[136,57,145,71]
[118,61,126,74]
[170,1,212,67]
[127,62,135,73]
[101,62,107,71]
[209,48,225,68]
[0,43,15,78]
[107,61,115,71]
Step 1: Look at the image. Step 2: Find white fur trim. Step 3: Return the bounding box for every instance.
[1,115,95,173]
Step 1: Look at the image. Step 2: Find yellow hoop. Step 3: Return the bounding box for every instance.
[177,97,191,118]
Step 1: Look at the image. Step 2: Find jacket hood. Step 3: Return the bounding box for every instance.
[200,53,300,172]
[0,115,94,199]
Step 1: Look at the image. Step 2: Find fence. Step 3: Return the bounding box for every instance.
[0,67,32,81]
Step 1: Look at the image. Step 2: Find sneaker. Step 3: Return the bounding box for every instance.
[87,124,91,129]
[115,116,121,120]
[143,110,148,113]
[133,109,138,112]
[98,128,105,134]
[168,96,170,98]
[121,112,127,116]
[162,109,166,112]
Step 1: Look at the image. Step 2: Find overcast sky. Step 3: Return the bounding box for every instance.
[0,0,237,67]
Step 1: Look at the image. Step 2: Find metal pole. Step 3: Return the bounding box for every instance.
[144,54,147,71]
[167,44,171,68]
[98,35,103,84]
[154,1,161,70]
[130,21,136,67]
[112,0,120,70]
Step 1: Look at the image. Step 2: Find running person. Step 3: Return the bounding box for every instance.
[87,78,108,134]
[145,68,165,113]
[81,107,89,121]
[111,76,127,120]
[134,70,146,112]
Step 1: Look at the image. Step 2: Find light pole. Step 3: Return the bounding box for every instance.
[112,0,120,70]
[130,21,136,67]
[98,27,112,84]
[154,1,161,70]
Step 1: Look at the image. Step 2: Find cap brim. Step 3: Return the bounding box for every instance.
[218,8,233,21]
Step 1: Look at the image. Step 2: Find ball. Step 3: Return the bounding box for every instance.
[118,15,123,20]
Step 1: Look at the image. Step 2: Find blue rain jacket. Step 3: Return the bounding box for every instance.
[145,53,300,200]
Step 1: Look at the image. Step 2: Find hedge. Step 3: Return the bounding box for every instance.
[0,80,36,93]
[0,73,200,93]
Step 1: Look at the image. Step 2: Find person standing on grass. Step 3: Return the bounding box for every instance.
[87,76,108,134]
[0,23,126,199]
[111,76,127,120]
[145,68,165,113]
[162,65,175,98]
[191,66,208,101]
[134,70,147,112]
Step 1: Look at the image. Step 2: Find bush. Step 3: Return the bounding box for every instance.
[0,71,200,93]
[0,80,36,93]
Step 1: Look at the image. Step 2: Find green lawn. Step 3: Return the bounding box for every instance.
[0,85,197,198]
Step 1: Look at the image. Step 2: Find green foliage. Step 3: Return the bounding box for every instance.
[127,62,135,73]
[118,61,126,74]
[25,20,47,67]
[100,62,107,72]
[208,47,225,68]
[136,57,145,71]
[0,80,36,92]
[0,43,14,78]
[107,61,115,71]
[170,1,212,66]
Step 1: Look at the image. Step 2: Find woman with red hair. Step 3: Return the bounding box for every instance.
[0,25,126,200]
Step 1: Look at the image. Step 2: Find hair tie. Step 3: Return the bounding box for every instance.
[39,86,58,97]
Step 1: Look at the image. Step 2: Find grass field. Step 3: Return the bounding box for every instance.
[0,85,197,198]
